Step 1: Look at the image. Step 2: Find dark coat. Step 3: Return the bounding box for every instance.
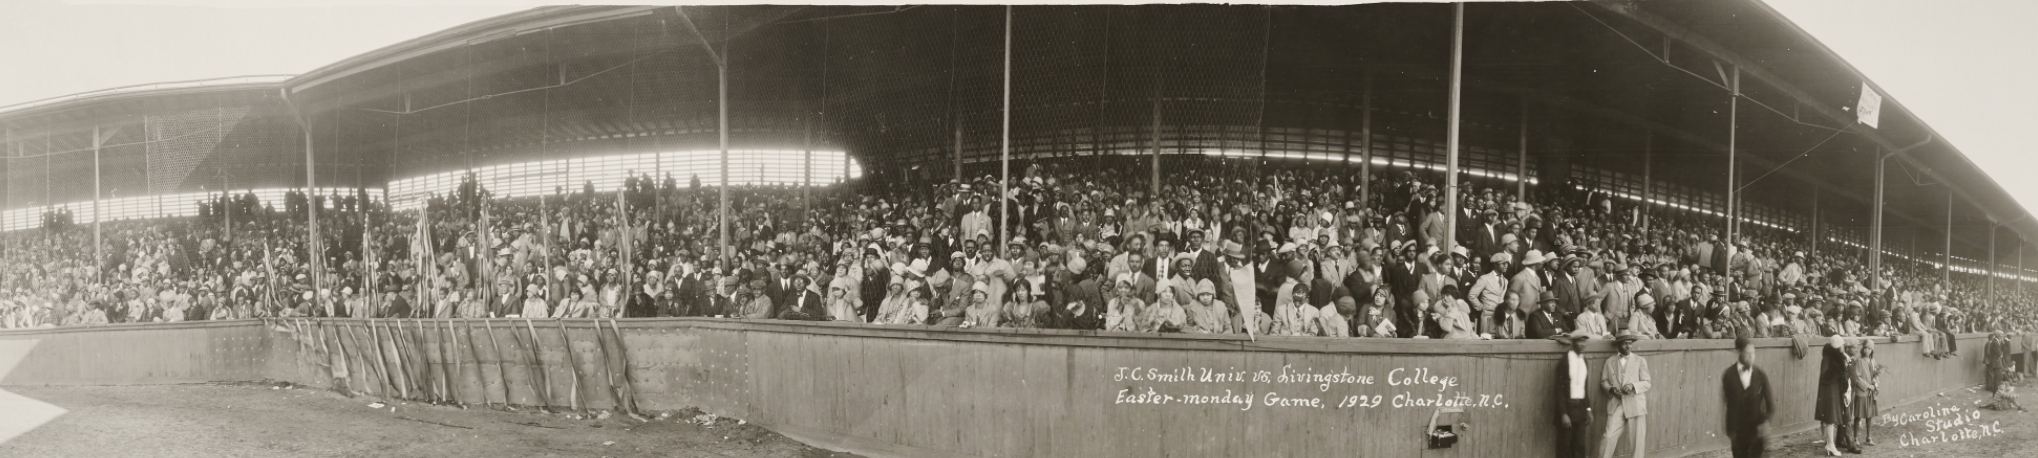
[1527,309,1567,340]
[1550,273,1585,318]
[1814,345,1849,424]
[1555,349,1594,424]
[778,290,827,320]
[1721,363,1774,436]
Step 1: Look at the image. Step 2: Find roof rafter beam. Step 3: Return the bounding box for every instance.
[1467,74,1939,235]
[1586,1,2025,235]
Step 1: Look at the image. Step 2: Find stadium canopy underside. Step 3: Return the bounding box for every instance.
[2,1,2033,273]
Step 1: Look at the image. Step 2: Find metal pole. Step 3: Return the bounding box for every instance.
[999,5,1011,250]
[1517,103,1527,200]
[717,41,730,261]
[1642,130,1651,229]
[1870,147,1884,287]
[1361,69,1373,209]
[1726,67,1738,259]
[1442,2,1463,255]
[1989,223,1997,301]
[1811,186,1818,254]
[92,125,101,267]
[954,123,962,183]
[1945,191,1953,285]
[305,110,320,297]
[1151,98,1161,197]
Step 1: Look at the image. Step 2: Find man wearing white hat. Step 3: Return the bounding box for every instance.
[1778,251,1805,289]
[1509,250,1550,333]
[1470,252,1511,336]
[1601,330,1653,458]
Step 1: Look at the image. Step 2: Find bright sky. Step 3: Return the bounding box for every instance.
[2,0,2033,218]
[0,0,539,107]
[1762,0,2038,223]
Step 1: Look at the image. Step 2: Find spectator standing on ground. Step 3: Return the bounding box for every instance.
[1554,330,1594,458]
[1722,335,1773,458]
[1600,330,1651,458]
[1815,335,1858,455]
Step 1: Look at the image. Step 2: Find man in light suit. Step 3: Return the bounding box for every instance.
[1510,250,1549,332]
[1601,331,1653,458]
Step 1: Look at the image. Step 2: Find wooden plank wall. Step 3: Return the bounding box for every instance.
[0,320,267,385]
[0,319,1999,458]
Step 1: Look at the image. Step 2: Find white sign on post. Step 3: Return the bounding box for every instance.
[1857,82,1882,129]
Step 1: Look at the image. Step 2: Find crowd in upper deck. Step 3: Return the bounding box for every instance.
[2,157,2032,345]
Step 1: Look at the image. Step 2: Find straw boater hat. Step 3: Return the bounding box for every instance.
[1520,250,1547,266]
[1222,240,1246,259]
[1615,329,1644,343]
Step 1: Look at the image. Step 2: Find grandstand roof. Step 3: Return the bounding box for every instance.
[2,2,2031,261]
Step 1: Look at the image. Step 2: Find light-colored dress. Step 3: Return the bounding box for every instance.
[964,298,1002,328]
[1317,304,1350,337]
[1144,297,1186,333]
[1105,297,1146,332]
[520,297,548,319]
[891,299,929,325]
[1575,311,1610,339]
[826,297,863,323]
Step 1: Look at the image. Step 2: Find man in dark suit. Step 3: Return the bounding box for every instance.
[1253,242,1290,316]
[1384,242,1424,338]
[777,276,826,320]
[1550,257,1586,322]
[1184,230,1224,286]
[1721,335,1774,458]
[765,264,797,307]
[1469,209,1503,272]
[1528,296,1568,339]
[1554,332,1594,458]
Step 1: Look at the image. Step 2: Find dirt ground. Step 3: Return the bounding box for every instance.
[0,382,861,458]
[1693,378,2038,458]
[4,381,2034,457]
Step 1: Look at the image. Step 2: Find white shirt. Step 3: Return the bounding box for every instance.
[1737,363,1754,389]
[1568,351,1588,399]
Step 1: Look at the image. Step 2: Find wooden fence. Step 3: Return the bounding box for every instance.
[0,318,1997,458]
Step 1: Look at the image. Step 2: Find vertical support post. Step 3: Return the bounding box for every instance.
[1811,186,1819,254]
[717,43,730,261]
[1442,2,1463,255]
[1151,98,1161,197]
[1946,191,1953,285]
[999,5,1011,250]
[1642,130,1651,229]
[304,110,321,297]
[1517,103,1527,200]
[1360,69,1373,209]
[92,124,101,267]
[1725,66,1739,258]
[804,118,813,219]
[1870,147,1884,288]
[954,122,962,183]
[1989,223,1997,301]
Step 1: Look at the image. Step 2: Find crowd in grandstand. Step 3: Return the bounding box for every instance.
[2,159,2035,349]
